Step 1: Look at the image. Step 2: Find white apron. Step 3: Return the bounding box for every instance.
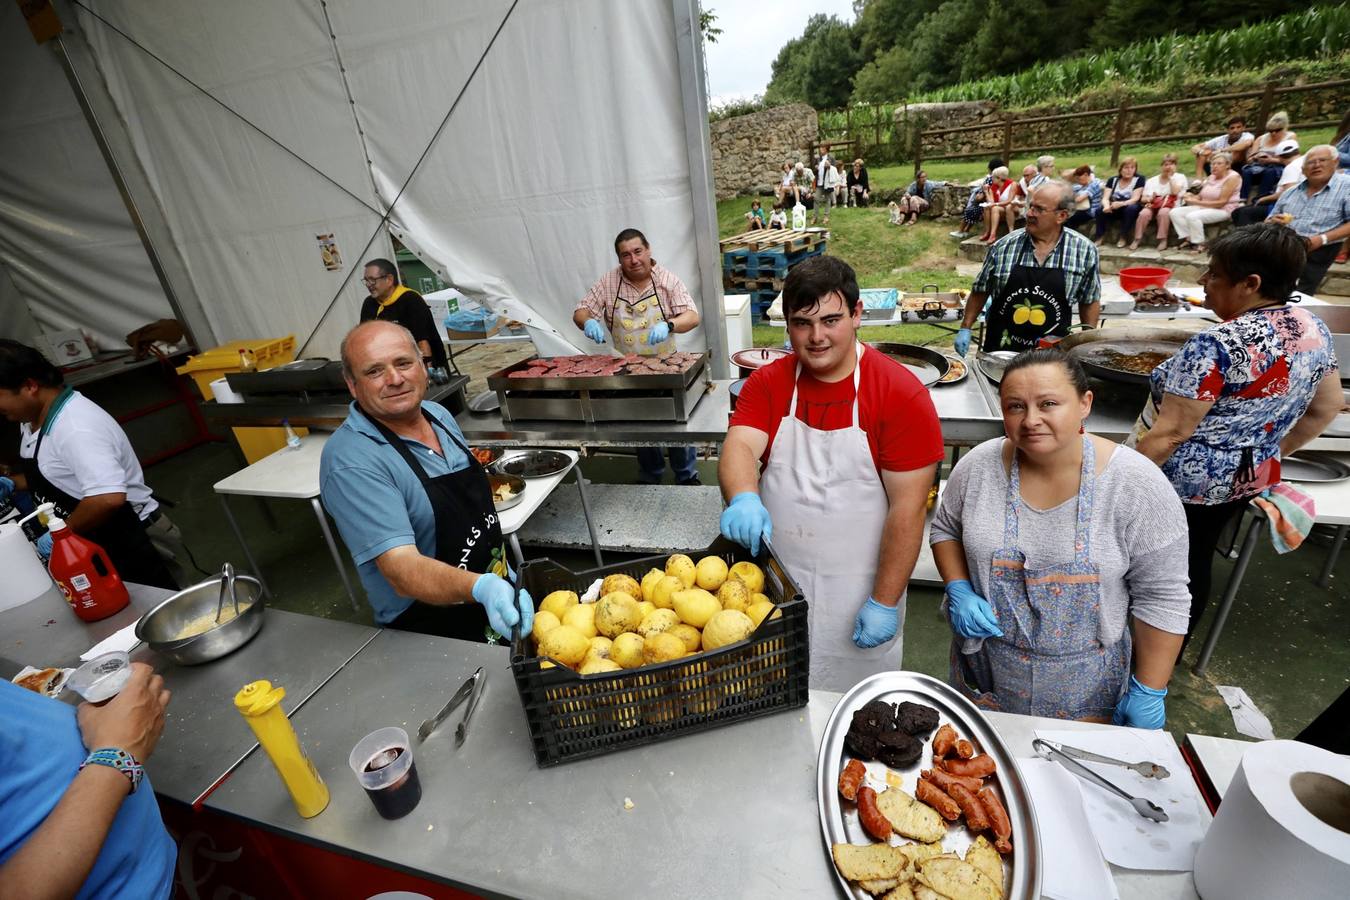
[608,278,675,357]
[760,343,900,693]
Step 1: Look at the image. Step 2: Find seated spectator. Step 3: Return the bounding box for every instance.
[1241,111,1300,199]
[746,199,766,230]
[1269,144,1350,294]
[776,161,794,204]
[898,169,939,224]
[834,161,848,205]
[768,201,788,229]
[995,164,1040,234]
[819,161,840,224]
[1233,141,1301,226]
[794,162,816,219]
[1131,153,1188,250]
[847,158,871,207]
[0,663,175,898]
[1035,154,1056,180]
[1336,110,1350,169]
[1065,164,1104,231]
[1191,116,1254,181]
[1170,152,1241,253]
[979,166,1016,243]
[1096,157,1146,247]
[952,157,1005,237]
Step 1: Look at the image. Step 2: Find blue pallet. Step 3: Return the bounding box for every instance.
[722,244,825,280]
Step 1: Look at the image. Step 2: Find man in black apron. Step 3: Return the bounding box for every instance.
[318,321,533,642]
[954,182,1102,356]
[0,340,176,590]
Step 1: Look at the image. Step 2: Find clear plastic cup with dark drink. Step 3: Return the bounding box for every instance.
[348,726,421,819]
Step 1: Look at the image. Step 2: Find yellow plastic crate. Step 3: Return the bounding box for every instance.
[177,336,307,464]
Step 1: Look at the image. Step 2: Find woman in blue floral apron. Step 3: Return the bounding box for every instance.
[930,351,1192,726]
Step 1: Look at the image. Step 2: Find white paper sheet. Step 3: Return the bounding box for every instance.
[1215,685,1276,740]
[80,622,140,661]
[1034,728,1205,871]
[1019,758,1121,900]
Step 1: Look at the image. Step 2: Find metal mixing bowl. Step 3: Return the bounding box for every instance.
[135,575,266,665]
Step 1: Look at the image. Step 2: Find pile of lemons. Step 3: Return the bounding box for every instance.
[530,554,780,674]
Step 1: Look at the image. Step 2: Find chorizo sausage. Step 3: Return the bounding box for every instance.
[948,782,992,833]
[938,753,997,779]
[915,777,962,821]
[838,759,866,802]
[954,738,975,760]
[932,723,958,759]
[979,786,1013,854]
[920,767,985,795]
[856,786,892,841]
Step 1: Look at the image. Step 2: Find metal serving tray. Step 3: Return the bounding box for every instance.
[485,352,708,393]
[1281,452,1350,483]
[817,671,1042,900]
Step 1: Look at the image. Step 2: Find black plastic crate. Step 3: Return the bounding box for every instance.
[510,536,809,766]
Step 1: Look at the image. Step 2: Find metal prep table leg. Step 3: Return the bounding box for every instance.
[508,532,526,569]
[1193,512,1264,677]
[1316,523,1349,588]
[216,494,273,601]
[310,497,361,613]
[572,467,604,567]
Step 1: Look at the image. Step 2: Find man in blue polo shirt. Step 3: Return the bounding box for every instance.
[319,320,533,641]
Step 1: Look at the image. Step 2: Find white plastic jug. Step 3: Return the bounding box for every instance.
[0,522,53,612]
[791,202,807,230]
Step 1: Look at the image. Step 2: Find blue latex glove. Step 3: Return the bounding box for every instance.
[945,579,1004,639]
[852,597,899,648]
[647,320,671,346]
[471,573,534,637]
[953,327,972,356]
[583,319,607,344]
[1112,674,1168,729]
[35,532,52,561]
[719,492,772,556]
[0,476,13,503]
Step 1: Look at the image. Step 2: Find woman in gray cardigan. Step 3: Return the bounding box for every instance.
[930,350,1190,726]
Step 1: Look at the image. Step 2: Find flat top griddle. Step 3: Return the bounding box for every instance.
[485,352,707,393]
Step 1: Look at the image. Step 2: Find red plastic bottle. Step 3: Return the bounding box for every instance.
[45,513,129,622]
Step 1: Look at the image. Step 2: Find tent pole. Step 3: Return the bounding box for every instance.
[51,30,215,351]
[671,0,728,380]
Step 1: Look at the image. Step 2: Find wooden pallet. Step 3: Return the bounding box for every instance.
[719,228,829,254]
[723,275,785,293]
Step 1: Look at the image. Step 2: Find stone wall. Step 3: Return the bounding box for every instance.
[710,104,818,201]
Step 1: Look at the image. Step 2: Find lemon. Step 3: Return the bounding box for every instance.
[602,573,641,599]
[634,600,656,622]
[747,600,782,627]
[702,609,754,651]
[579,656,622,675]
[666,554,697,588]
[651,575,684,609]
[637,608,680,637]
[639,568,666,603]
[729,561,766,594]
[751,592,771,607]
[717,579,751,613]
[694,556,729,591]
[539,590,579,620]
[673,588,721,629]
[595,592,642,638]
[668,623,702,653]
[643,632,687,664]
[587,636,613,659]
[561,603,598,639]
[611,632,646,669]
[531,610,561,643]
[538,624,589,667]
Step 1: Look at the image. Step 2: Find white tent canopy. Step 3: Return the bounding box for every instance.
[0,0,724,370]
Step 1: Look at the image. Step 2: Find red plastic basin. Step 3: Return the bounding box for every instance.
[1118,266,1172,293]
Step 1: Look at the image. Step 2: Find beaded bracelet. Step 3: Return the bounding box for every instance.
[79,748,143,793]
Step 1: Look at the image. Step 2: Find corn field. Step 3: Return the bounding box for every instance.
[912,6,1350,106]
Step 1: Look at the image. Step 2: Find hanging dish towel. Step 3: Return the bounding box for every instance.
[1251,482,1316,553]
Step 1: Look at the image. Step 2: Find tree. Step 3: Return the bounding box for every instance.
[852,45,914,102]
[699,5,722,44]
[764,14,864,109]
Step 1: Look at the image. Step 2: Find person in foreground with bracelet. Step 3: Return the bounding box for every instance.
[0,662,174,899]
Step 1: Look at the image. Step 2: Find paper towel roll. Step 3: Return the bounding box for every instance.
[1194,739,1350,899]
[210,377,243,404]
[0,523,53,612]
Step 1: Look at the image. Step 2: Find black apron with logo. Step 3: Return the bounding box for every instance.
[362,408,508,642]
[21,388,175,590]
[981,239,1072,353]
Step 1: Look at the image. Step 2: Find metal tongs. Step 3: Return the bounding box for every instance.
[1037,738,1171,779]
[416,667,485,746]
[1033,739,1169,823]
[215,562,238,624]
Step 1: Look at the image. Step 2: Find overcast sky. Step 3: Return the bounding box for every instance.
[703,1,857,106]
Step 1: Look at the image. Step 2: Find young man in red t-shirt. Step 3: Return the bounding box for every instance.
[718,256,943,690]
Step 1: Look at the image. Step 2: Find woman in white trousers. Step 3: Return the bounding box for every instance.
[1169,153,1241,252]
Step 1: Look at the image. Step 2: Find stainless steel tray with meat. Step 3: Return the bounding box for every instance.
[818,672,1041,900]
[484,351,711,423]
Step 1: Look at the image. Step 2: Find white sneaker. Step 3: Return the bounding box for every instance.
[948,230,967,239]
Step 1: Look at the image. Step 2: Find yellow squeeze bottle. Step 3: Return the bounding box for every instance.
[234,680,330,818]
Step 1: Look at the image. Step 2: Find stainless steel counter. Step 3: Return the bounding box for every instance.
[204,630,839,899]
[0,583,378,807]
[200,375,469,429]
